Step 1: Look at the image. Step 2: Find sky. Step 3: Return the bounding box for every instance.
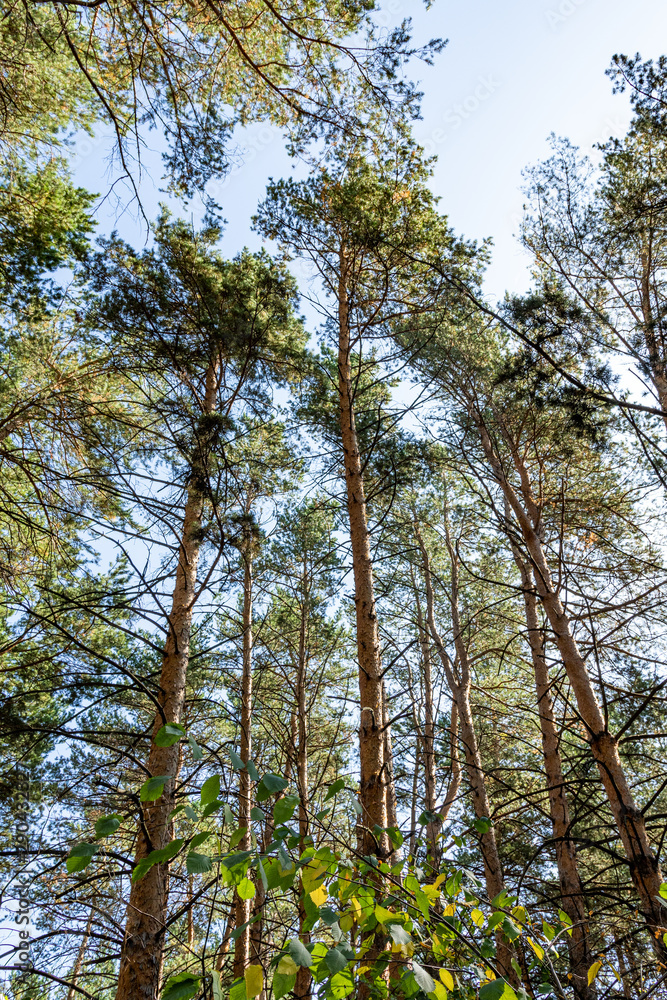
[69,0,667,302]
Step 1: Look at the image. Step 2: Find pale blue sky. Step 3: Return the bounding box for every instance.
[71,0,667,302]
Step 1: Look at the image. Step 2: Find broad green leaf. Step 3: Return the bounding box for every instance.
[244,964,263,998]
[388,923,411,945]
[200,775,220,805]
[273,794,299,825]
[250,806,265,823]
[229,748,245,771]
[324,947,348,974]
[94,815,121,839]
[374,904,394,924]
[246,760,260,782]
[187,735,203,761]
[330,972,354,999]
[659,882,667,900]
[237,878,255,900]
[186,851,212,874]
[273,972,296,1000]
[256,773,288,802]
[229,827,247,849]
[162,972,201,1000]
[473,816,492,834]
[288,937,313,967]
[223,803,235,828]
[479,980,517,1000]
[190,831,212,849]
[211,969,224,1000]
[257,857,268,892]
[140,775,170,802]
[412,961,436,994]
[502,917,520,941]
[324,778,346,801]
[230,978,246,1000]
[131,838,183,883]
[154,723,185,747]
[66,842,99,873]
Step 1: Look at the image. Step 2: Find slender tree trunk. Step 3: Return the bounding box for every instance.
[295,600,312,1000]
[513,547,595,1000]
[415,525,516,984]
[116,361,219,1000]
[476,416,667,957]
[234,537,254,980]
[337,247,390,858]
[67,904,94,1000]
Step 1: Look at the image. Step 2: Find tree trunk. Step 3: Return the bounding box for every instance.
[337,247,390,859]
[234,536,254,980]
[513,548,595,1000]
[67,904,94,1000]
[415,525,516,984]
[115,361,219,1000]
[295,600,312,1000]
[476,415,667,958]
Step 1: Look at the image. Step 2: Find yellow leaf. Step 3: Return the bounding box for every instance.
[471,909,485,928]
[512,906,527,926]
[245,965,264,998]
[434,874,447,889]
[588,961,602,986]
[350,897,362,920]
[310,885,328,907]
[439,969,454,990]
[277,956,298,976]
[237,878,255,900]
[431,982,448,1000]
[527,938,544,961]
[442,903,455,917]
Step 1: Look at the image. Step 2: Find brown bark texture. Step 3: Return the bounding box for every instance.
[513,548,595,1000]
[337,249,391,859]
[476,414,667,959]
[115,363,219,1000]
[234,541,254,979]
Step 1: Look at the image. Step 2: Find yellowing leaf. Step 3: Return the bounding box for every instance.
[434,874,447,889]
[431,982,448,1000]
[527,938,544,961]
[471,909,485,928]
[443,903,455,917]
[421,883,441,901]
[277,956,298,976]
[309,885,327,907]
[588,962,602,986]
[237,878,256,900]
[245,965,264,998]
[512,906,527,926]
[350,897,362,921]
[439,969,454,990]
[374,904,394,923]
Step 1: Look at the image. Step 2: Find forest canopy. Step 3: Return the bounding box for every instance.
[2,4,667,1000]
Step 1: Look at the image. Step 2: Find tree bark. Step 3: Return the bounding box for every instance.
[476,414,667,958]
[337,247,390,859]
[115,361,219,1000]
[295,595,312,1000]
[67,904,94,1000]
[234,534,254,980]
[512,547,595,1000]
